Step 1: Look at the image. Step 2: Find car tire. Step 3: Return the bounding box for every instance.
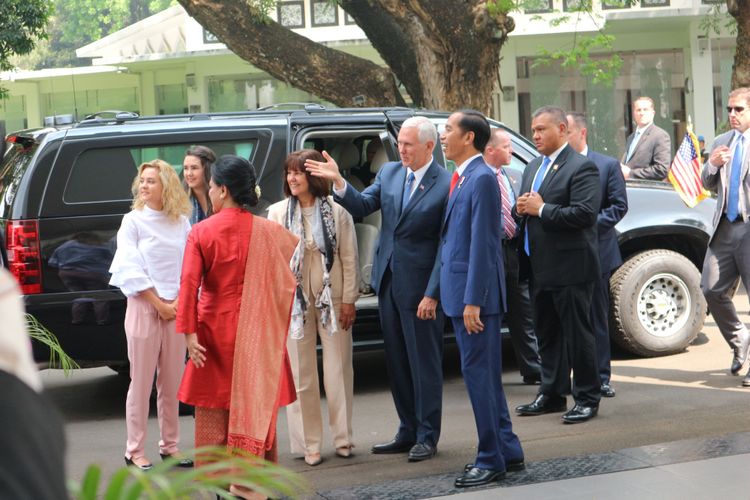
[610,249,706,357]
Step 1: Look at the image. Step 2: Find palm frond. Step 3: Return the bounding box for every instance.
[25,314,80,374]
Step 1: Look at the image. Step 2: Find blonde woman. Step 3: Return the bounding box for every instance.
[268,149,359,466]
[109,159,192,470]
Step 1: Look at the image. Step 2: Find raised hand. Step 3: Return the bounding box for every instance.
[305,150,346,190]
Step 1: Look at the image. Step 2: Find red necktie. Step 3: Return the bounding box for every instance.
[497,168,517,239]
[449,171,460,195]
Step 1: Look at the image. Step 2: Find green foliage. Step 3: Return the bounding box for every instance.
[25,314,80,374]
[69,447,308,500]
[13,0,178,70]
[0,0,50,71]
[700,4,736,37]
[536,33,623,86]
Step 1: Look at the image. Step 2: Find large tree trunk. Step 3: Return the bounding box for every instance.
[177,0,405,107]
[729,0,750,89]
[369,1,514,113]
[177,0,514,113]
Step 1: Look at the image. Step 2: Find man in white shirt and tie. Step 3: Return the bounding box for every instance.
[701,87,750,384]
[621,96,672,181]
[483,128,541,384]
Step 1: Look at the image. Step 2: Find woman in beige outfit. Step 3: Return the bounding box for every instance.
[267,149,359,466]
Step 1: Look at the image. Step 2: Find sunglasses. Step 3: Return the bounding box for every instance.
[727,106,746,114]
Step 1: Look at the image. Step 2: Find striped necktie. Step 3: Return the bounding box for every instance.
[497,168,516,239]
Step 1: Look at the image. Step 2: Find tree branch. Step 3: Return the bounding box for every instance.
[339,0,424,106]
[177,0,405,107]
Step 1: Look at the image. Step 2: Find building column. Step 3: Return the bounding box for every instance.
[687,20,715,144]
[498,39,520,131]
[139,71,156,116]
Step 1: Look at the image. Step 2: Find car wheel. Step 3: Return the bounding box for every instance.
[610,249,706,357]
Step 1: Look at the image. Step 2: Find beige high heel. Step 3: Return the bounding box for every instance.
[335,444,354,458]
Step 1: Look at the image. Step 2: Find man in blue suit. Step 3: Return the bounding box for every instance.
[305,116,450,462]
[440,110,524,488]
[567,112,628,398]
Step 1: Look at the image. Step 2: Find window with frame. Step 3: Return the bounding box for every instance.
[311,0,338,27]
[277,1,305,28]
[524,0,553,13]
[64,140,257,204]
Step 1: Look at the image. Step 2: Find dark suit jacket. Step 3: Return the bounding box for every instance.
[587,150,628,273]
[622,123,672,181]
[336,160,451,309]
[514,145,601,289]
[440,156,505,318]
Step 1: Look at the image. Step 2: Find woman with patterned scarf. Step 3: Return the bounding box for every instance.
[268,149,359,466]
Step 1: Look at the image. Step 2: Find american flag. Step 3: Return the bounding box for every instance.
[667,131,709,208]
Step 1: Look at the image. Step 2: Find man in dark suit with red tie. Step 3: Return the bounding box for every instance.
[514,106,602,424]
[484,128,541,384]
[440,110,524,488]
[567,112,628,398]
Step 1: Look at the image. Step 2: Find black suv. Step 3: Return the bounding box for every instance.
[0,106,716,370]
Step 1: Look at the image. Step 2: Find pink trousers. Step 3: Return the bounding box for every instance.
[124,295,186,459]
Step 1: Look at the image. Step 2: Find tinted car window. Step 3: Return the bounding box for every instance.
[64,140,257,204]
[0,142,39,218]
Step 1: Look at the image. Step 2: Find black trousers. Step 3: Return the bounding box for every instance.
[533,282,601,406]
[503,239,541,378]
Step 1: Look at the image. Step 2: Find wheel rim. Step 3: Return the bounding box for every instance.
[636,272,692,337]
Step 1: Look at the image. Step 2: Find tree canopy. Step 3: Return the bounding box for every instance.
[0,0,51,72]
[12,0,174,69]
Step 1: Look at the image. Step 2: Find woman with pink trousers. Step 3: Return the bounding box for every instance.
[109,159,193,470]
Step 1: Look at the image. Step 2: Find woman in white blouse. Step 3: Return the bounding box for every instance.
[109,159,192,470]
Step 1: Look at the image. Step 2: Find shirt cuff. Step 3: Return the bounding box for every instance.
[333,182,348,198]
[538,203,545,218]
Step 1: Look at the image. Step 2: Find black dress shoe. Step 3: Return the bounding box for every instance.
[515,394,566,416]
[600,384,616,398]
[160,453,194,468]
[522,375,541,385]
[454,467,505,488]
[464,458,525,473]
[561,404,598,424]
[124,456,153,471]
[371,436,415,454]
[408,442,436,462]
[743,372,750,387]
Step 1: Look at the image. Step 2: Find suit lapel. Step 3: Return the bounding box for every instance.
[398,161,439,224]
[537,145,572,196]
[444,156,484,226]
[395,164,408,218]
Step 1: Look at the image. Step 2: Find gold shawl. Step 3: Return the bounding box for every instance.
[227,216,299,457]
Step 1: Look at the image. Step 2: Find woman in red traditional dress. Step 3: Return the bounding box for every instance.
[176,155,298,499]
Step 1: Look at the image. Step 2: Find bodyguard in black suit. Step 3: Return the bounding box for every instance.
[514,106,602,423]
[567,112,628,398]
[484,128,541,383]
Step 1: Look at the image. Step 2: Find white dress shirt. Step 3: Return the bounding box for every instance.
[109,206,191,300]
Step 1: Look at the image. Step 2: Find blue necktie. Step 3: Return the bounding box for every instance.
[525,156,551,255]
[728,136,744,222]
[402,171,415,211]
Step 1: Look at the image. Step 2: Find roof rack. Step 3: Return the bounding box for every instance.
[77,110,140,127]
[71,106,417,128]
[256,102,326,111]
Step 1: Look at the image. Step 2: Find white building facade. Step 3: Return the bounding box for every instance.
[0,0,737,157]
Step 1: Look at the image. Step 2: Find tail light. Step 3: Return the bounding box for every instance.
[6,220,42,294]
